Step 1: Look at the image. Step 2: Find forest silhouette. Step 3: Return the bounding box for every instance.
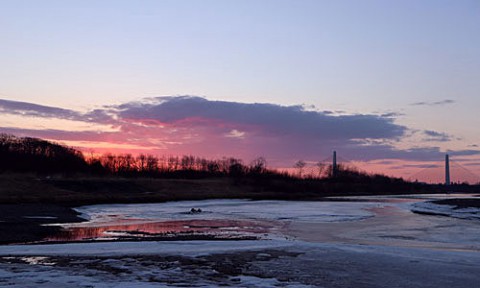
[0,134,478,196]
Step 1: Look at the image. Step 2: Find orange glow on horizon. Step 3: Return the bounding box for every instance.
[43,138,480,184]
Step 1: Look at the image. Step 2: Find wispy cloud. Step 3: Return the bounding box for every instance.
[410,99,455,106]
[0,99,114,123]
[0,99,81,120]
[391,163,441,169]
[422,130,452,142]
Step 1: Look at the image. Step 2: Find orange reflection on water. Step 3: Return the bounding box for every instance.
[45,219,276,242]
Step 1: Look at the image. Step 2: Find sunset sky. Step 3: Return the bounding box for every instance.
[1,0,479,182]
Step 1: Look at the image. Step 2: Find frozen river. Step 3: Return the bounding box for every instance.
[42,193,480,251]
[0,194,479,287]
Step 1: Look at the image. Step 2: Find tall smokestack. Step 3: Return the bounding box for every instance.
[445,154,450,186]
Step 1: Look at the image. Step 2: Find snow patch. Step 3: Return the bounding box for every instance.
[19,256,56,266]
[412,202,480,220]
[0,240,294,257]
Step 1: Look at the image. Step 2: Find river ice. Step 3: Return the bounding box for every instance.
[72,199,376,224]
[0,194,479,287]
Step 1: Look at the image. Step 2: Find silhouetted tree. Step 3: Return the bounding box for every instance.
[249,157,267,175]
[294,160,306,178]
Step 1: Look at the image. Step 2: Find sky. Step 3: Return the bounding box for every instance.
[1,0,479,182]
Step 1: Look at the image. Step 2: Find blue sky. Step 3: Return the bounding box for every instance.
[1,0,479,180]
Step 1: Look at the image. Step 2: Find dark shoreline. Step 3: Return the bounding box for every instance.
[0,203,261,245]
[0,204,85,245]
[432,198,480,208]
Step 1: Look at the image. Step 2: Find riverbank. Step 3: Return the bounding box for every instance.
[1,172,454,206]
[0,174,314,244]
[0,174,325,206]
[1,173,479,245]
[0,204,85,244]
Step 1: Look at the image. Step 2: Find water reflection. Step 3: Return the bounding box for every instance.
[45,219,277,242]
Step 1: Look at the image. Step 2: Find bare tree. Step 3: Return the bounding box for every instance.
[136,154,147,172]
[249,157,267,174]
[294,160,306,178]
[146,155,159,173]
[315,161,326,178]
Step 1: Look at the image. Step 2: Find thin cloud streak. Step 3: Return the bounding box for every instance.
[410,99,455,106]
[0,99,81,120]
[423,130,452,142]
[0,99,113,123]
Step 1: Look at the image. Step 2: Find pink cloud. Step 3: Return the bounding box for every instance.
[1,96,479,180]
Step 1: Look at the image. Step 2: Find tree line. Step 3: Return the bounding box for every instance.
[0,134,271,178]
[3,134,475,194]
[0,134,371,181]
[89,153,270,178]
[0,134,88,174]
[0,133,423,181]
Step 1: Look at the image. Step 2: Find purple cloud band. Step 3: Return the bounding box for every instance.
[0,96,478,165]
[117,96,406,140]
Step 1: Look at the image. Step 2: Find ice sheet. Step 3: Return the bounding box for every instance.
[73,199,376,225]
[0,240,294,257]
[412,201,480,220]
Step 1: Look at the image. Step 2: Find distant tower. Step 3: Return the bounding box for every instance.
[445,154,450,186]
[332,151,337,177]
